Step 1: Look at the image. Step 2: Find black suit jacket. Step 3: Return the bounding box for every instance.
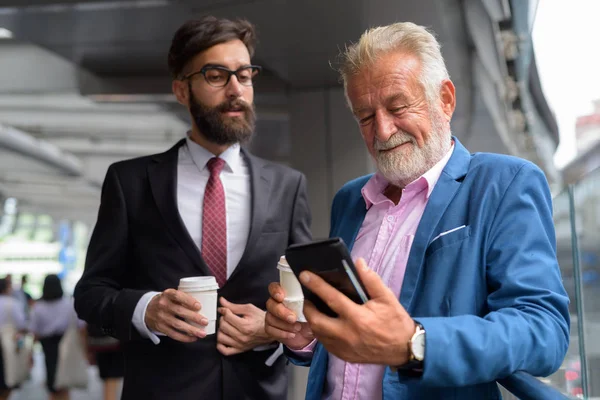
[74,139,312,400]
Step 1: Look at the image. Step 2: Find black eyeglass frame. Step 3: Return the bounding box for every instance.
[183,65,262,87]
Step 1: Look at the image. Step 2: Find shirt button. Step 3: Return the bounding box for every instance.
[387,216,395,222]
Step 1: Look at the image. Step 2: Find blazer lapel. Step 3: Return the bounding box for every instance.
[227,149,272,281]
[147,139,210,275]
[336,180,371,252]
[400,137,471,311]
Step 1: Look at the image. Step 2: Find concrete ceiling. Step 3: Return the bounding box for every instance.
[0,0,461,88]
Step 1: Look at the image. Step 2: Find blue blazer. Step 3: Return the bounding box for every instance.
[290,138,570,400]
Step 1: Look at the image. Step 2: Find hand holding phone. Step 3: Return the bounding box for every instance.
[285,238,370,317]
[284,243,416,367]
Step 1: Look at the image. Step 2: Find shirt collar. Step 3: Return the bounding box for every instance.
[185,134,243,174]
[361,141,455,208]
[361,173,390,209]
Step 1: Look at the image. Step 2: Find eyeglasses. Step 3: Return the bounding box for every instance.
[183,65,262,88]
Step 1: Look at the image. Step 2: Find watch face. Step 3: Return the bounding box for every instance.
[411,332,425,361]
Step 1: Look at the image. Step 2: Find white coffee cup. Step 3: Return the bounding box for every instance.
[277,256,306,322]
[178,276,220,335]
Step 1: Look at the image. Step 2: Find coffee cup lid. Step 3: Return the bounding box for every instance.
[277,256,292,272]
[178,276,220,291]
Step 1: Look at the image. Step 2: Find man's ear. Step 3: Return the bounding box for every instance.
[439,79,456,121]
[172,80,189,107]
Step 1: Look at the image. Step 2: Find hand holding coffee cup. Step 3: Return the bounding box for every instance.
[145,286,210,343]
[265,281,314,350]
[265,256,314,350]
[178,277,220,335]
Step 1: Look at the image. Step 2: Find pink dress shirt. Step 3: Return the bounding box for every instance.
[293,144,454,400]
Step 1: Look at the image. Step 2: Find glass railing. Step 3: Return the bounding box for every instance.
[504,167,600,399]
[491,167,600,400]
[499,371,572,399]
[569,168,600,398]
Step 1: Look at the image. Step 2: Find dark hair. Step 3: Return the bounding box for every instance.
[168,15,257,79]
[42,274,63,301]
[0,278,7,294]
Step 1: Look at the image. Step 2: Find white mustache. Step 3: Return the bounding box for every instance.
[373,132,415,151]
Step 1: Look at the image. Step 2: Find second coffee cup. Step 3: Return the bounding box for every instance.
[277,256,306,322]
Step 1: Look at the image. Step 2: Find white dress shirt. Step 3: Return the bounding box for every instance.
[0,295,27,330]
[29,297,85,338]
[132,136,251,344]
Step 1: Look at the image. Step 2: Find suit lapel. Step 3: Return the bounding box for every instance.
[400,138,471,311]
[227,149,272,282]
[147,139,210,275]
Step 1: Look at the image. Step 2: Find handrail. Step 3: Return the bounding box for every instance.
[498,371,571,400]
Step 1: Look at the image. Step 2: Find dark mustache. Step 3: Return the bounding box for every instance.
[217,100,251,113]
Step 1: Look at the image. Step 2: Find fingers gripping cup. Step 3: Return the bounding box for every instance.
[277,256,306,322]
[178,276,220,335]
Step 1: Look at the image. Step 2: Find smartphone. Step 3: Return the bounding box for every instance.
[285,237,370,317]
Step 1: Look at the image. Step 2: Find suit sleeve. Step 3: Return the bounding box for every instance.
[416,163,570,386]
[288,173,312,245]
[74,165,147,342]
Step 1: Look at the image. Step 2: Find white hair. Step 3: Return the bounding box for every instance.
[338,22,450,104]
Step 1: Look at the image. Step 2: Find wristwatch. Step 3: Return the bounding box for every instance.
[394,322,425,375]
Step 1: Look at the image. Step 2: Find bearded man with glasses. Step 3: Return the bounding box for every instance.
[74,16,312,400]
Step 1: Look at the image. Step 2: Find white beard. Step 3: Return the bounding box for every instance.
[374,111,451,187]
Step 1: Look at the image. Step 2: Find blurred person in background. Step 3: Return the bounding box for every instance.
[0,277,27,400]
[2,275,11,295]
[12,275,33,318]
[265,21,570,399]
[29,274,84,400]
[86,323,124,400]
[74,15,311,400]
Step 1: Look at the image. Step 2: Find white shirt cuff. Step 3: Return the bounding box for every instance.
[264,343,284,367]
[253,341,282,366]
[132,291,163,345]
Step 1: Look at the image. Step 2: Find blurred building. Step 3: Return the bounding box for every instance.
[562,99,600,185]
[576,99,600,154]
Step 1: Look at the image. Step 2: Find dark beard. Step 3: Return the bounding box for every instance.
[189,87,256,146]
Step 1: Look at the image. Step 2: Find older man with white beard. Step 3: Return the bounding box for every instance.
[265,22,569,399]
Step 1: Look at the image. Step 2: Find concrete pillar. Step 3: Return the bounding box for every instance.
[289,87,374,238]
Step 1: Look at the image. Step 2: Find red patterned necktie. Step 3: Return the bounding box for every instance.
[202,157,227,287]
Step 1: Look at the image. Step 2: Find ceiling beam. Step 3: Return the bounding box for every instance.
[0,107,188,140]
[46,137,176,156]
[0,42,104,94]
[0,123,83,176]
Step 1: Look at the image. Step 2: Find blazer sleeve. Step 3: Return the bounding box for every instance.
[74,165,147,342]
[288,173,312,245]
[416,163,570,386]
